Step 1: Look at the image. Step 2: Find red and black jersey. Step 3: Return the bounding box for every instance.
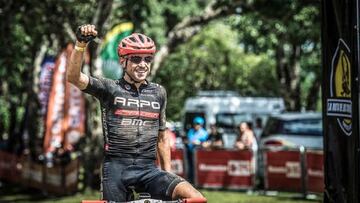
[82,77,167,159]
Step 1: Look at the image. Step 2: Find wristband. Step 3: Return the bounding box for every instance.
[74,45,86,52]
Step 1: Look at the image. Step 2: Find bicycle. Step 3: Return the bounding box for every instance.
[82,186,207,203]
[82,197,207,203]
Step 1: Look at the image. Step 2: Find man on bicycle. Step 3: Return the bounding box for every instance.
[67,24,204,202]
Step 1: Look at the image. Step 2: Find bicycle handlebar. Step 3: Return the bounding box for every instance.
[82,197,207,203]
[182,197,207,203]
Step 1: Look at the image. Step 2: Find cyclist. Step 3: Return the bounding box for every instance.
[67,24,204,202]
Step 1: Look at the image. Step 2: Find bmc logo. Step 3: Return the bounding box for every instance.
[121,118,153,126]
[114,97,160,109]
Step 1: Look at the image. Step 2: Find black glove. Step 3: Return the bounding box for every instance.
[76,25,96,43]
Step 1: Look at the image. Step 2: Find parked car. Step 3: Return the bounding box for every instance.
[256,112,323,189]
[259,112,323,150]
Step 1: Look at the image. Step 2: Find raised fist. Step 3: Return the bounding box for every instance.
[76,24,98,43]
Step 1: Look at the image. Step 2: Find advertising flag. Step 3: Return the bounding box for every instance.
[322,0,360,202]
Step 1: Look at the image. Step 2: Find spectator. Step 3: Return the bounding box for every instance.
[234,121,257,151]
[186,117,208,183]
[253,117,263,141]
[202,124,223,149]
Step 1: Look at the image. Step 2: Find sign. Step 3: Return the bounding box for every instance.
[171,149,186,178]
[306,150,324,193]
[195,149,254,189]
[264,150,302,192]
[156,148,186,178]
[322,0,360,202]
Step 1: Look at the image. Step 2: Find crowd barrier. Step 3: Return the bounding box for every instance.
[263,147,324,195]
[0,150,79,195]
[0,148,324,195]
[194,149,255,190]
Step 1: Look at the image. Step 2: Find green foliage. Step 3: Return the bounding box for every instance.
[154,22,279,120]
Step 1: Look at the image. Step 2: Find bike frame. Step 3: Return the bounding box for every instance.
[82,197,207,203]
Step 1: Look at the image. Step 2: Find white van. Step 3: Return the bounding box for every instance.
[183,91,285,148]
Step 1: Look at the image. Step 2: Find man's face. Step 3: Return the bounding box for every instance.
[124,54,154,82]
[239,123,247,133]
[194,123,201,130]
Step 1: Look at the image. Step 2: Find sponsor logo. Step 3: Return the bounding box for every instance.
[267,161,301,178]
[114,109,159,118]
[120,118,153,126]
[327,39,352,136]
[198,160,251,177]
[308,169,323,178]
[114,97,160,109]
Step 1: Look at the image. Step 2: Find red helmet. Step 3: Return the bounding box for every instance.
[118,33,156,57]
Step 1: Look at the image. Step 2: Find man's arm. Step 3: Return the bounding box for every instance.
[157,130,171,172]
[66,25,97,89]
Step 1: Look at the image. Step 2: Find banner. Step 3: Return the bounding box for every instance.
[43,50,68,154]
[322,0,360,202]
[100,22,133,79]
[195,149,255,189]
[38,56,56,116]
[171,149,186,178]
[44,44,85,155]
[306,150,324,193]
[156,148,186,178]
[264,150,302,192]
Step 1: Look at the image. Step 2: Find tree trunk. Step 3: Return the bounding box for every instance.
[305,73,321,110]
[275,43,302,111]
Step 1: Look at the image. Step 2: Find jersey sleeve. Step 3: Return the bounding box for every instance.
[82,76,111,103]
[158,85,167,131]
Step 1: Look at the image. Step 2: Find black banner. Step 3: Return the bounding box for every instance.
[322,0,360,202]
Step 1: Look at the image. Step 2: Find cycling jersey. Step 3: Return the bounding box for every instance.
[82,76,167,159]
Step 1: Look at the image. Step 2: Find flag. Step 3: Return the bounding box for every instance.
[100,22,133,79]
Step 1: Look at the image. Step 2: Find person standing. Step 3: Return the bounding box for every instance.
[202,124,223,149]
[234,121,257,151]
[185,117,208,183]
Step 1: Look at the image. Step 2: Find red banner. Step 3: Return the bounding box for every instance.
[156,148,186,178]
[195,149,255,189]
[44,43,85,153]
[43,50,69,153]
[264,149,302,192]
[171,149,185,178]
[306,150,324,193]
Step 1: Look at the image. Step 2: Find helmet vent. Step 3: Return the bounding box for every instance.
[129,37,137,42]
[138,34,144,43]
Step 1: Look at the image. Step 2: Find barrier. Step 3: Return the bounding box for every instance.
[264,149,303,192]
[170,148,186,178]
[0,150,79,195]
[0,151,21,183]
[156,148,186,178]
[21,159,44,189]
[195,149,255,190]
[263,148,324,194]
[306,150,324,193]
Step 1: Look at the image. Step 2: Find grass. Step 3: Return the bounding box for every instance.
[0,182,322,203]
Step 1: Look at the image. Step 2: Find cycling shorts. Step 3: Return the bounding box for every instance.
[101,156,185,202]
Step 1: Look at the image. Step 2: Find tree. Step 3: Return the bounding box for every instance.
[229,0,321,110]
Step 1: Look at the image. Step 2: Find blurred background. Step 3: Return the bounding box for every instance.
[0,0,322,202]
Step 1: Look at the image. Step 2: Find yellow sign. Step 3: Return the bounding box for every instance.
[327,39,352,136]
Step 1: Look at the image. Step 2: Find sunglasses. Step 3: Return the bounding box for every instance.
[128,56,154,64]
